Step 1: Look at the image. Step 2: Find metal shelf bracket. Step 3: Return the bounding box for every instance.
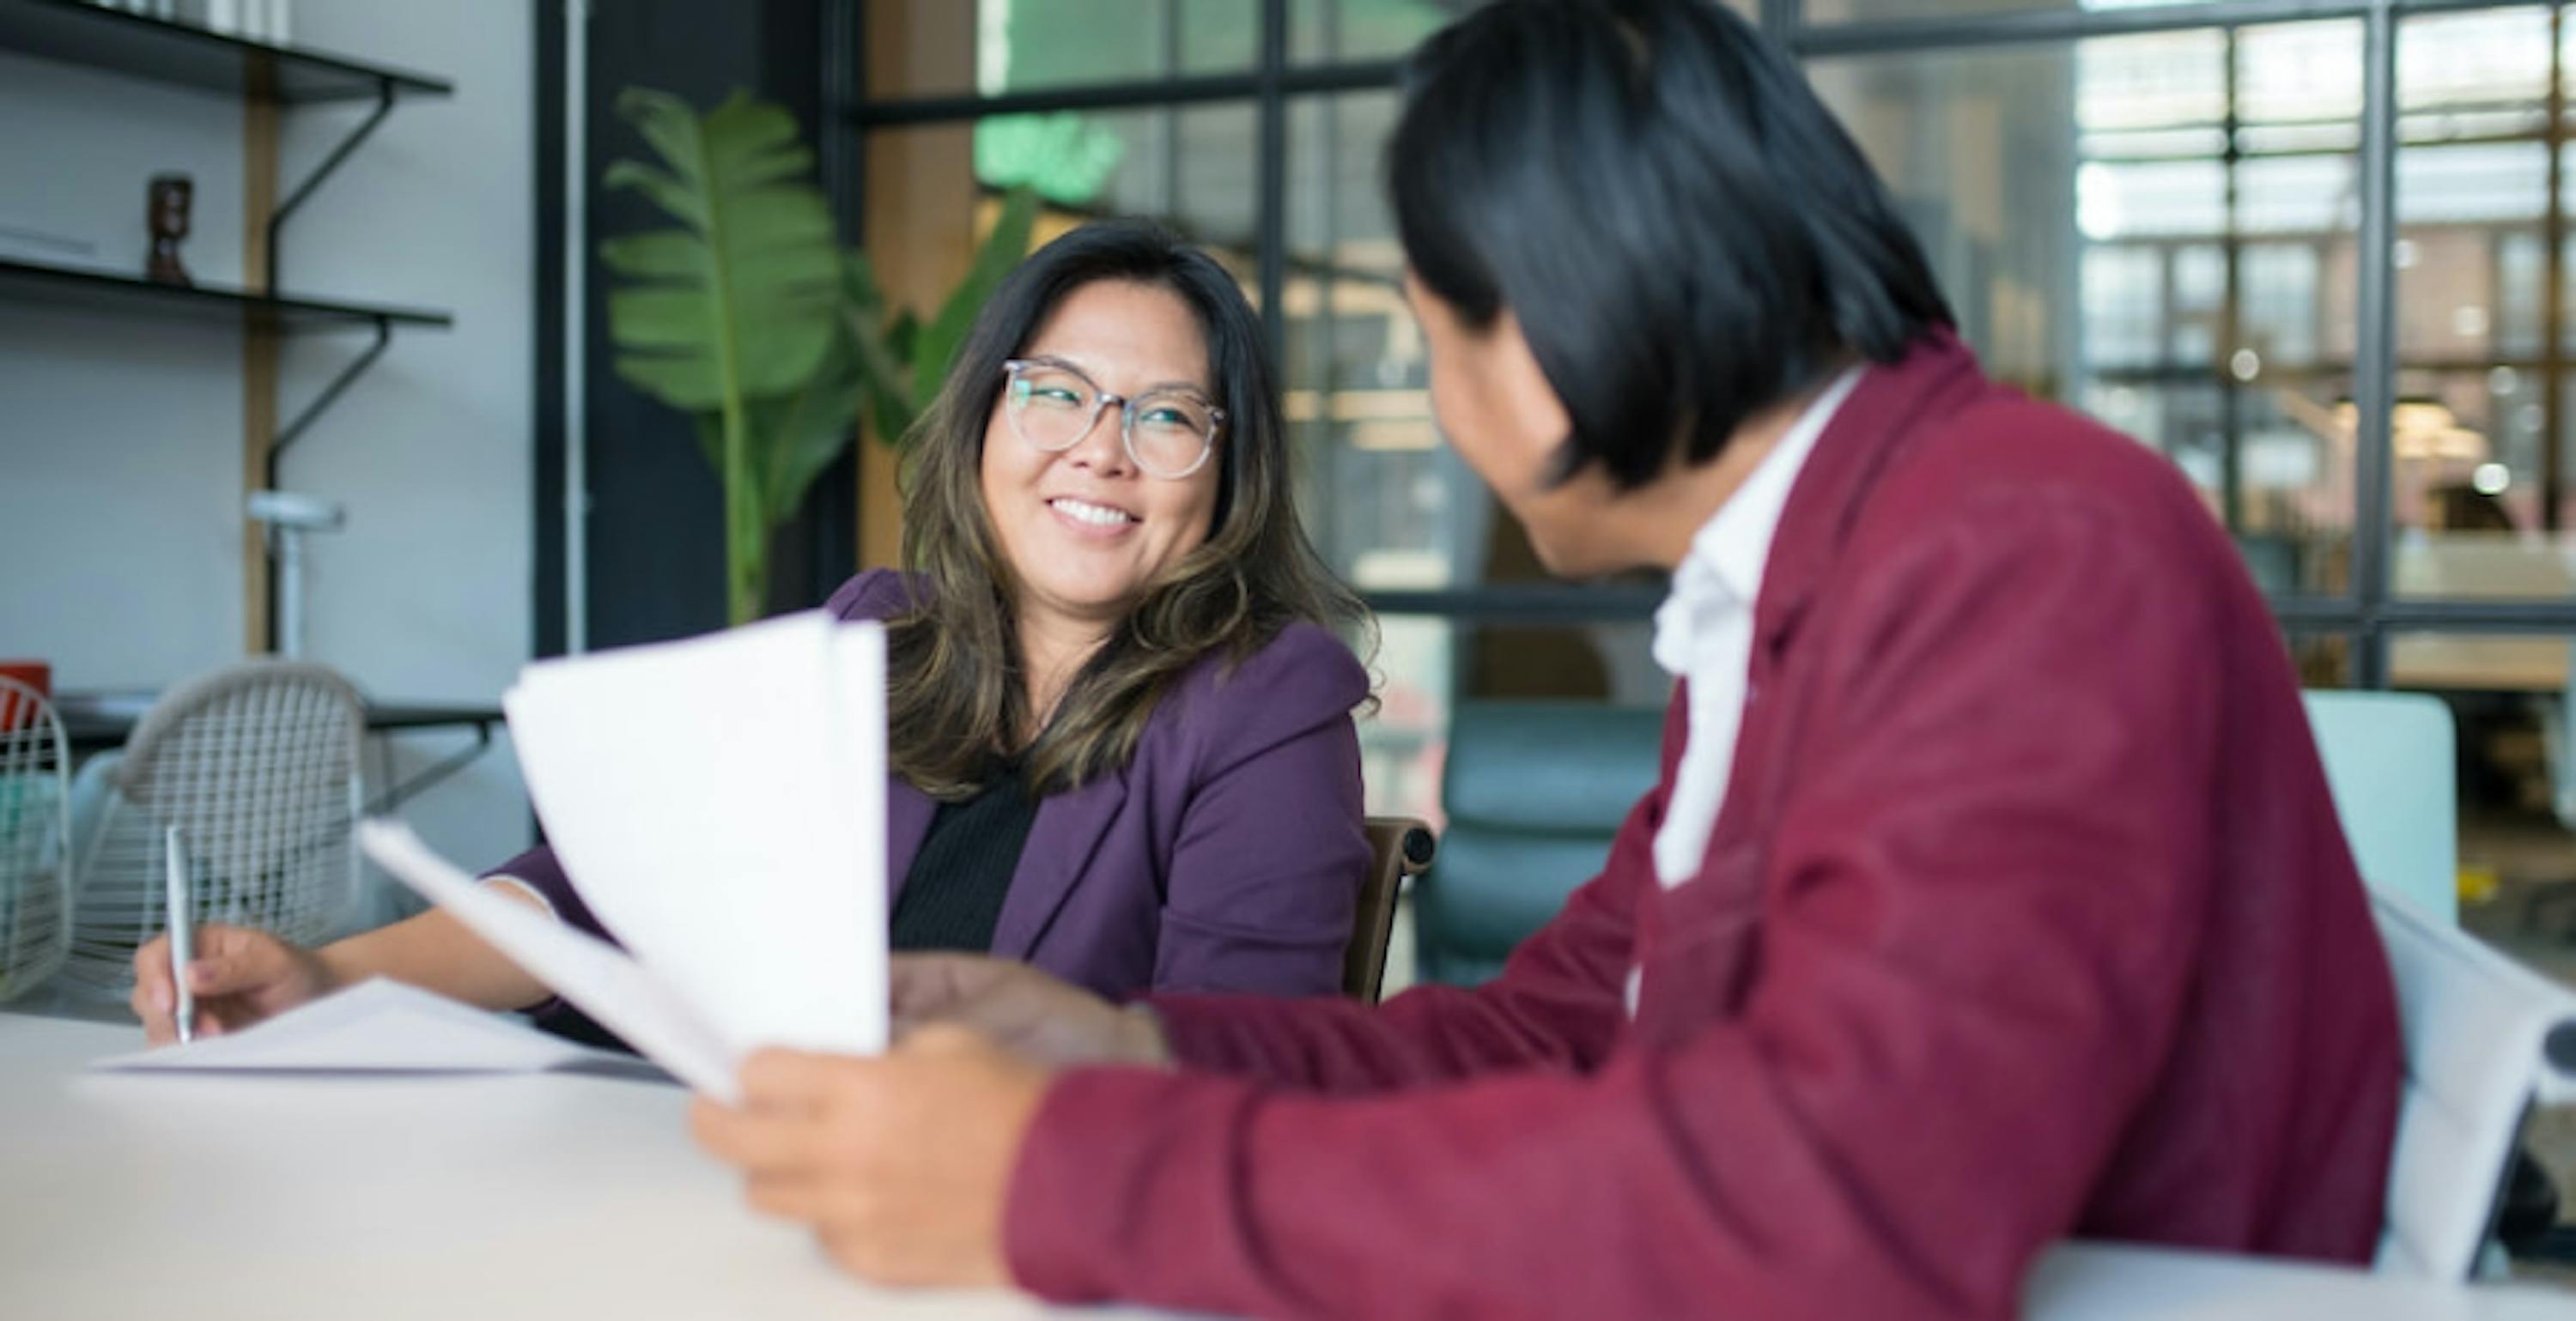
[264,77,400,294]
[267,315,393,486]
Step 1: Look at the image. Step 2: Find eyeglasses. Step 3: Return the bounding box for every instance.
[999,357,1225,481]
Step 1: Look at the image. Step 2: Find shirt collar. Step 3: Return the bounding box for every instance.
[1652,365,1867,676]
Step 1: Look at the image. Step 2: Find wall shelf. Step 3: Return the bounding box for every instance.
[0,0,450,104]
[0,0,457,651]
[0,258,450,332]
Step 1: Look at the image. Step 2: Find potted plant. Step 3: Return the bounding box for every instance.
[600,88,1037,625]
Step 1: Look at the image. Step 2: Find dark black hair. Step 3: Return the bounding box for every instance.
[1388,0,1954,490]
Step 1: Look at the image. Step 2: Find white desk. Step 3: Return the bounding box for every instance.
[2026,1243,2573,1319]
[0,1013,1163,1321]
[5,1011,2567,1320]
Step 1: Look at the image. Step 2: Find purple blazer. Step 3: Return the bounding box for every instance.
[487,569,1372,1002]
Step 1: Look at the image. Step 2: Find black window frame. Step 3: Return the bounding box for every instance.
[839,0,2576,692]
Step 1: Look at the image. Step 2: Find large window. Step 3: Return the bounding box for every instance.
[850,0,1655,826]
[848,2,2576,874]
[1789,3,2576,915]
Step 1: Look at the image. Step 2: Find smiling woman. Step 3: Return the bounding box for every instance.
[965,287,1232,767]
[526,220,1379,1006]
[889,223,1364,803]
[129,223,1380,1046]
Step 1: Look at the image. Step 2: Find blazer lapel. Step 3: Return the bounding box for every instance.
[1697,335,1992,877]
[990,769,1126,960]
[885,775,937,905]
[1754,330,1988,659]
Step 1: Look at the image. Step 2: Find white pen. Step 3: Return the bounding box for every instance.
[165,824,194,1044]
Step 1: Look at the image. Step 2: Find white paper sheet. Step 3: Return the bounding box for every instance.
[355,819,744,1100]
[91,978,634,1076]
[105,613,888,1103]
[500,613,888,1057]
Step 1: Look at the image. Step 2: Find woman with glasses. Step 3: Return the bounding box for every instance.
[132,221,1376,1042]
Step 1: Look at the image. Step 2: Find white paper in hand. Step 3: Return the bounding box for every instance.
[357,820,744,1100]
[499,613,887,1058]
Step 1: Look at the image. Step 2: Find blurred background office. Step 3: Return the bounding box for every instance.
[7,0,2576,1229]
[846,0,2576,966]
[3,0,2576,1288]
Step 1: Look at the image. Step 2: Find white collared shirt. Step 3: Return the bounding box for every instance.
[1649,367,1864,889]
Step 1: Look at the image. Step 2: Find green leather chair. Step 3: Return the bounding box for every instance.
[1415,690,2459,986]
[2300,690,2458,924]
[1414,700,1666,986]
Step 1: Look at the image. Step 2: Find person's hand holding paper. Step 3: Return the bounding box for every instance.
[360,613,890,1102]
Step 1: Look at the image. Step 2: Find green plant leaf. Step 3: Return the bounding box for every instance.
[840,257,913,447]
[599,163,706,230]
[911,188,1040,415]
[598,230,702,279]
[844,250,884,309]
[617,88,710,191]
[750,331,865,519]
[612,353,726,413]
[605,287,718,346]
[886,307,920,365]
[851,324,915,447]
[688,411,724,479]
[601,88,841,414]
[600,86,858,622]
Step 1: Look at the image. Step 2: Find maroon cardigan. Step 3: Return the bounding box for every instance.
[1001,334,2403,1320]
[489,569,1373,1002]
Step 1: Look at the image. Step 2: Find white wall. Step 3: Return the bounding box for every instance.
[276,0,537,918]
[0,46,248,687]
[0,0,538,924]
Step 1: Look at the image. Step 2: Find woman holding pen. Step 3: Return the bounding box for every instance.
[134,221,1377,1039]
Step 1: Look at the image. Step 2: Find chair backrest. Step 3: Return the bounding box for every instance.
[0,677,73,1002]
[1411,690,2566,1279]
[2300,691,2458,924]
[1346,817,1436,1003]
[61,662,365,994]
[1413,692,2458,981]
[1417,701,1664,986]
[2370,891,2576,1279]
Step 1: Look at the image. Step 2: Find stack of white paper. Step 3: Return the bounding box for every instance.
[94,978,645,1077]
[355,611,890,1102]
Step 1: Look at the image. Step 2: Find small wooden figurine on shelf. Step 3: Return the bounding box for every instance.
[145,173,192,287]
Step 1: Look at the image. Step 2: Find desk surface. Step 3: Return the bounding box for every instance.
[0,1013,1154,1321]
[5,1012,2567,1321]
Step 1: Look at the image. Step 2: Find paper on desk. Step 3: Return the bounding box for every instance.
[344,613,888,1103]
[501,612,887,1058]
[91,977,630,1076]
[357,820,744,1100]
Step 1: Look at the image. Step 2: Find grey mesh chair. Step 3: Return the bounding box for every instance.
[60,662,365,996]
[0,676,73,1002]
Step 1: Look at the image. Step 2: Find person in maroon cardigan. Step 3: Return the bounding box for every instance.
[699,3,2401,1317]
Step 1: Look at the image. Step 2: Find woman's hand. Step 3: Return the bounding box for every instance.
[890,953,1169,1068]
[130,924,340,1045]
[691,1027,1053,1288]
